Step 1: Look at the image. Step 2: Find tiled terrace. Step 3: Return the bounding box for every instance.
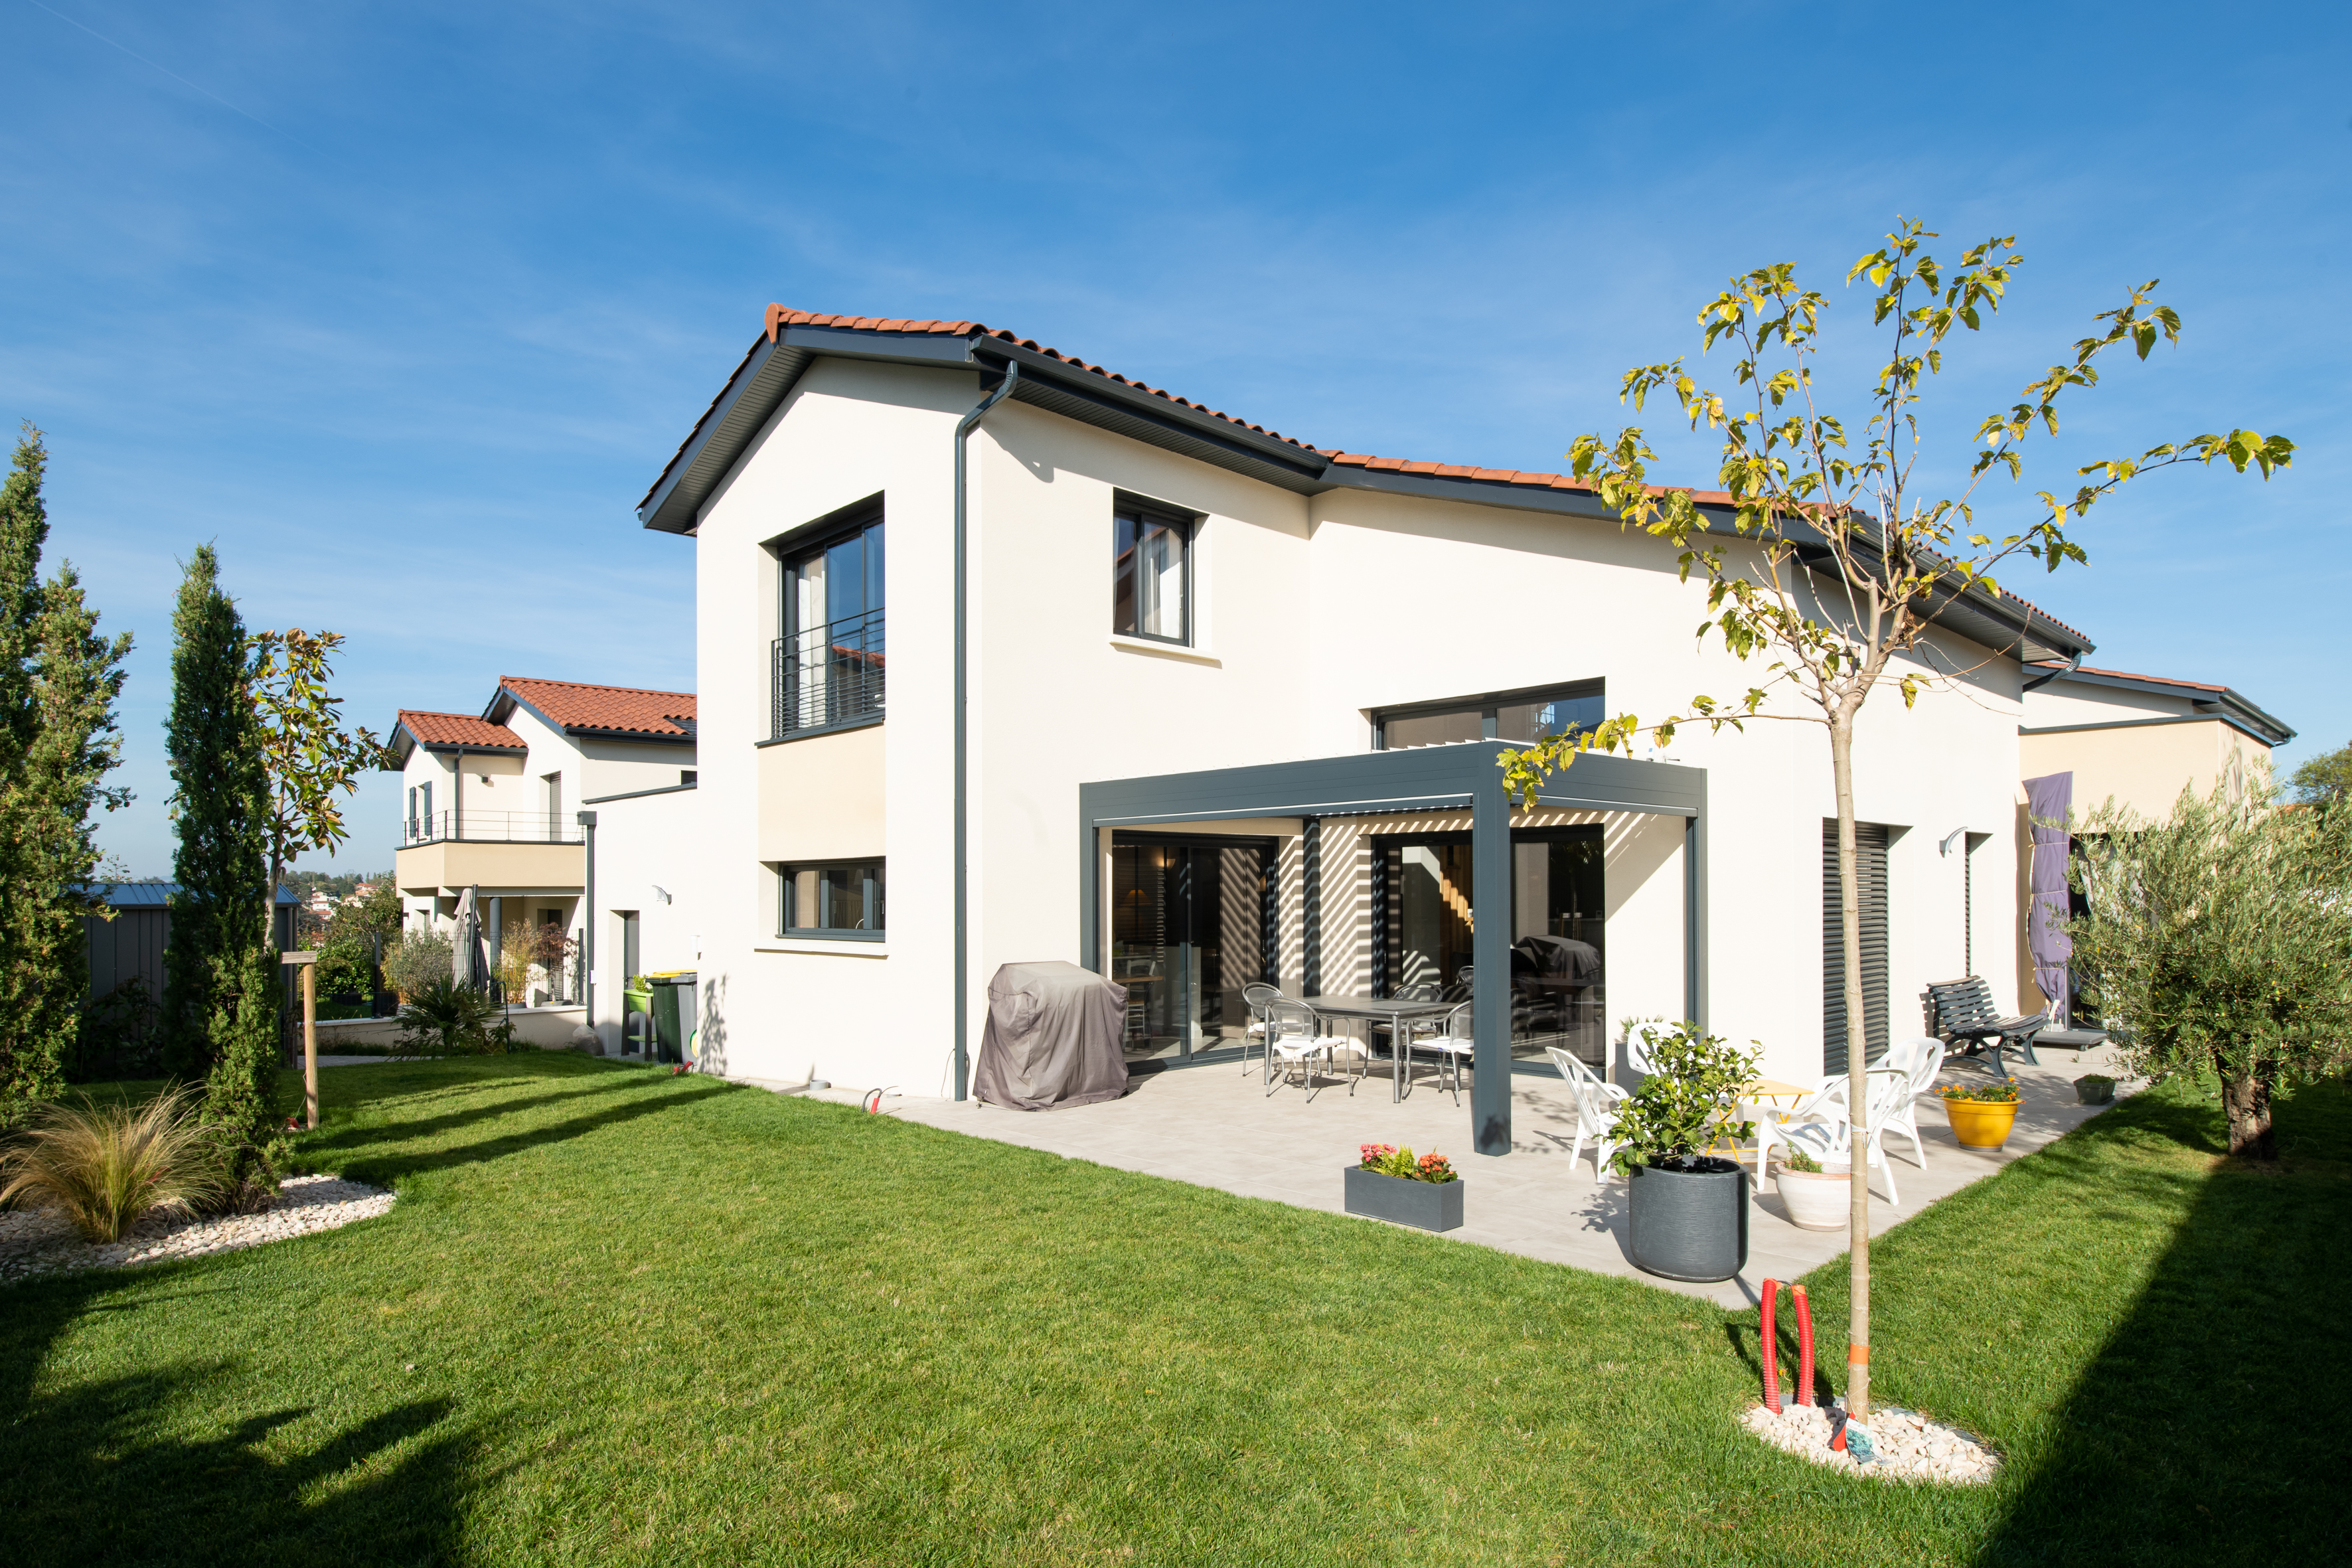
[885,1041,2136,1308]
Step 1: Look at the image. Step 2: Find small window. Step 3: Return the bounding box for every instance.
[680,770,698,786]
[1112,495,1193,645]
[779,861,885,939]
[1376,682,1605,750]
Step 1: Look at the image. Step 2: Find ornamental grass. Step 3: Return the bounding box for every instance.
[0,1085,224,1242]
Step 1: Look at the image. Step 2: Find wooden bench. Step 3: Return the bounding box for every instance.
[1922,977,2049,1079]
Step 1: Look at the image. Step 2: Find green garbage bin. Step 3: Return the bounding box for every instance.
[647,971,697,1065]
[622,982,653,1054]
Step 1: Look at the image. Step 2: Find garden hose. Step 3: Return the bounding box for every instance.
[864,1086,899,1115]
[1792,1285,1816,1407]
[1760,1280,1782,1412]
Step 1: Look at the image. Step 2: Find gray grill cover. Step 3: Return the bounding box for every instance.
[973,961,1129,1111]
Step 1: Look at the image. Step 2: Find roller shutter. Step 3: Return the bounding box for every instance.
[1823,819,1890,1075]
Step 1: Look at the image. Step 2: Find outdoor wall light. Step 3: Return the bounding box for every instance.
[1938,828,1970,856]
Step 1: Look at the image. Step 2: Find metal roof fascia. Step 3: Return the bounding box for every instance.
[638,324,975,534]
[2043,666,2291,744]
[984,342,1332,485]
[1320,463,1623,522]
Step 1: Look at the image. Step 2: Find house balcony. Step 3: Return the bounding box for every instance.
[396,810,584,898]
[772,609,884,739]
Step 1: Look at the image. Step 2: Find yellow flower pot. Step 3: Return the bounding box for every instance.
[1942,1096,2021,1149]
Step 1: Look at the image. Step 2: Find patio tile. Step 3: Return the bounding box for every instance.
[874,1043,2133,1306]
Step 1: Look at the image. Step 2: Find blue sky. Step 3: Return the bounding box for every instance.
[3,0,2345,876]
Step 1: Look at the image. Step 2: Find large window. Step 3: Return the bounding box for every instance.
[779,860,885,939]
[1112,495,1193,644]
[775,507,886,736]
[1376,680,1604,750]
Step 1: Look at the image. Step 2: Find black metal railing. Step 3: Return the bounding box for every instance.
[772,608,886,737]
[402,810,584,847]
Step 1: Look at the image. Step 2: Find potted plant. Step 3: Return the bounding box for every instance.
[1612,1022,1761,1282]
[1936,1077,2023,1148]
[1772,1145,1849,1231]
[1344,1142,1463,1232]
[2074,1073,2116,1105]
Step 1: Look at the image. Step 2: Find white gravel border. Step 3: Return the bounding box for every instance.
[0,1174,394,1284]
[1743,1399,2000,1484]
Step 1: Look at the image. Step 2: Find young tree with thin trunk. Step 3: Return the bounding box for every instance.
[2069,773,2352,1158]
[159,546,277,1172]
[1498,218,2290,1419]
[249,627,394,937]
[0,427,131,1129]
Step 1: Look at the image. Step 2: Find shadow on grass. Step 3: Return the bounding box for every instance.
[329,1076,736,1187]
[301,1072,666,1156]
[1974,1079,2352,1567]
[0,1272,477,1567]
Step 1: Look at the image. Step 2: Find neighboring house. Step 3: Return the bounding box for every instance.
[388,676,698,1011]
[2020,661,2293,818]
[2014,661,2294,1024]
[627,306,2125,1152]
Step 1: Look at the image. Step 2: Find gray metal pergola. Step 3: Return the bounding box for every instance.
[1078,743,1707,1156]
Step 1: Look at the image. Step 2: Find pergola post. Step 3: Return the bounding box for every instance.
[1470,768,1514,1156]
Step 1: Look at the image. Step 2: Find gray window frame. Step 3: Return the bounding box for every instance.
[1111,491,1196,647]
[777,860,886,942]
[1373,678,1605,749]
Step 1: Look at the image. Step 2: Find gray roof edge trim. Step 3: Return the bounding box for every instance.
[637,333,789,532]
[2021,711,2290,747]
[1321,464,1622,522]
[985,342,1331,479]
[2042,667,2292,742]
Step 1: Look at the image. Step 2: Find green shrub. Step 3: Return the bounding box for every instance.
[381,929,453,1003]
[396,976,503,1056]
[0,1085,225,1241]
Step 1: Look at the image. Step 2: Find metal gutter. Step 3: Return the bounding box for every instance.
[952,359,1022,1103]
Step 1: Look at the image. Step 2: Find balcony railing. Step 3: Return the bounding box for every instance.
[773,608,885,738]
[402,810,584,847]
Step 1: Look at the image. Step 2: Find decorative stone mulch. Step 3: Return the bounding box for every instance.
[1743,1399,2000,1484]
[0,1174,394,1284]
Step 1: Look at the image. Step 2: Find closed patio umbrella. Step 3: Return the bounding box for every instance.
[453,885,486,988]
[2023,771,2073,1018]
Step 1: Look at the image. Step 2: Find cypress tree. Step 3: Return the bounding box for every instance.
[159,546,277,1164]
[0,427,130,1129]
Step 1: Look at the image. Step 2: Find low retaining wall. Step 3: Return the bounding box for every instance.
[311,1006,589,1052]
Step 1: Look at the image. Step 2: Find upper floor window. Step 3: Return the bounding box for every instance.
[774,506,886,736]
[1112,495,1193,645]
[1375,681,1605,750]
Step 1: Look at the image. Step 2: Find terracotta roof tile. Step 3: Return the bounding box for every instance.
[497,676,697,740]
[398,711,525,750]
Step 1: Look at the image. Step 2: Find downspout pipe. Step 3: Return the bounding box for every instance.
[953,358,1020,1102]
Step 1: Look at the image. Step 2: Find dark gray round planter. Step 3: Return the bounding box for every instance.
[1626,1157,1749,1282]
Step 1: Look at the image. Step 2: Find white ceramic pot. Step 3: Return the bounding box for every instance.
[1775,1167,1851,1231]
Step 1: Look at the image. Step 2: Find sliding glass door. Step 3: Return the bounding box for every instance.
[1376,825,1607,1065]
[1108,834,1272,1063]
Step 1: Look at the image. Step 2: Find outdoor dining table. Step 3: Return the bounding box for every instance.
[1721,1077,1815,1170]
[1300,994,1458,1102]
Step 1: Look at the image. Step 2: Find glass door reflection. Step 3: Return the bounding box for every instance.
[1109,835,1270,1062]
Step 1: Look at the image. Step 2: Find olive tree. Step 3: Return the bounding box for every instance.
[2069,773,2352,1159]
[1498,216,2290,1418]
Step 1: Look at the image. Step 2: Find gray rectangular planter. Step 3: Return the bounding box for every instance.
[1344,1165,1464,1232]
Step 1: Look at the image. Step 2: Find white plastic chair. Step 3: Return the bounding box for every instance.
[1763,1069,1911,1204]
[1878,1035,1946,1169]
[1545,1046,1632,1180]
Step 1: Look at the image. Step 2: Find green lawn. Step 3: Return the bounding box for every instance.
[3,1057,2345,1566]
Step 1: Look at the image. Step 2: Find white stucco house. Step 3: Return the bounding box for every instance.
[623,306,2286,1156]
[388,676,700,1028]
